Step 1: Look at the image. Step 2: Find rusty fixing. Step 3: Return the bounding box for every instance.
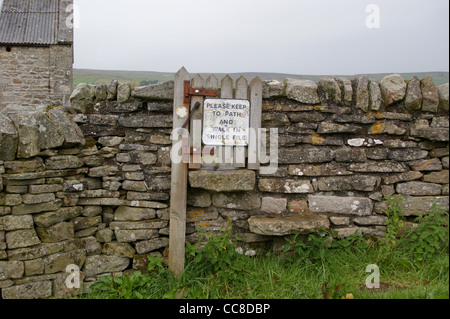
[183,80,218,107]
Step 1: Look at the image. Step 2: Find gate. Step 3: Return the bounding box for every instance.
[168,67,263,276]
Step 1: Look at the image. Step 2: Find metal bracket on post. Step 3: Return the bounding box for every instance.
[182,81,219,164]
[183,80,219,107]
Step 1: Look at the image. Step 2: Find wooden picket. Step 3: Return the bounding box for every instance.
[234,76,249,167]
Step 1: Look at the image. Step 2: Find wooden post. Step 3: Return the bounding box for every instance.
[189,74,204,169]
[169,67,190,277]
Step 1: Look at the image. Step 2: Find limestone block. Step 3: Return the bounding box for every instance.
[8,113,40,159]
[45,155,84,170]
[405,76,422,111]
[379,74,406,106]
[423,170,449,184]
[186,189,212,208]
[34,208,82,229]
[189,170,255,192]
[318,175,380,192]
[335,147,366,163]
[279,145,334,164]
[263,80,284,98]
[0,215,34,231]
[102,242,135,258]
[261,197,288,214]
[348,161,407,173]
[114,229,158,243]
[353,216,387,226]
[95,83,108,101]
[308,195,373,216]
[1,281,52,299]
[285,78,320,104]
[48,108,85,146]
[36,222,75,243]
[131,80,174,100]
[438,83,449,111]
[88,165,119,177]
[374,196,449,216]
[421,76,439,112]
[117,81,132,103]
[118,114,172,128]
[396,181,442,196]
[387,149,428,162]
[409,158,442,171]
[288,163,353,176]
[43,249,86,274]
[369,80,382,111]
[352,76,369,111]
[33,113,66,151]
[258,179,313,193]
[0,114,18,161]
[318,77,342,105]
[335,77,353,105]
[135,237,169,254]
[212,193,261,211]
[70,83,96,113]
[22,193,55,205]
[109,220,168,230]
[107,79,118,101]
[114,206,156,221]
[83,255,129,276]
[6,229,41,249]
[248,214,330,236]
[383,171,423,185]
[317,122,362,134]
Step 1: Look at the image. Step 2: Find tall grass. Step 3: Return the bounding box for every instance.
[82,199,449,300]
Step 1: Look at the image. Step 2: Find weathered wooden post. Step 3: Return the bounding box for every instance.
[168,67,190,277]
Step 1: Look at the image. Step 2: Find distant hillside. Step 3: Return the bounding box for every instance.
[74,69,449,87]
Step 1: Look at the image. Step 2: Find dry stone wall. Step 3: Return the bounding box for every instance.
[0,74,448,299]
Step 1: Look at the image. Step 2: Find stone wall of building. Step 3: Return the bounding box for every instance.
[0,44,73,111]
[0,74,448,298]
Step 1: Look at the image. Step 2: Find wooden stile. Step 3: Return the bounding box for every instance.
[169,68,263,277]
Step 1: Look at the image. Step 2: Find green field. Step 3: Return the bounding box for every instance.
[74,69,449,87]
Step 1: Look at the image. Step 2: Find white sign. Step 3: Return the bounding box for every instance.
[202,98,250,146]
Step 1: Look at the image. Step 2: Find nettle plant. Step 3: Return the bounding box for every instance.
[380,195,449,263]
[403,202,449,262]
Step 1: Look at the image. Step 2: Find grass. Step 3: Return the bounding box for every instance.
[74,69,449,87]
[81,243,448,300]
[80,200,449,300]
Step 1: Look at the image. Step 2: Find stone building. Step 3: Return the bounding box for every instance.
[0,0,74,111]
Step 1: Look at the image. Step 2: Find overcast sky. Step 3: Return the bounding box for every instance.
[11,0,450,75]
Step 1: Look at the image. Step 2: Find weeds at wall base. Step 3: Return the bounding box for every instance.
[84,203,449,300]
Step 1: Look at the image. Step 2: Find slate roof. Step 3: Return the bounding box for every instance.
[0,0,71,45]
